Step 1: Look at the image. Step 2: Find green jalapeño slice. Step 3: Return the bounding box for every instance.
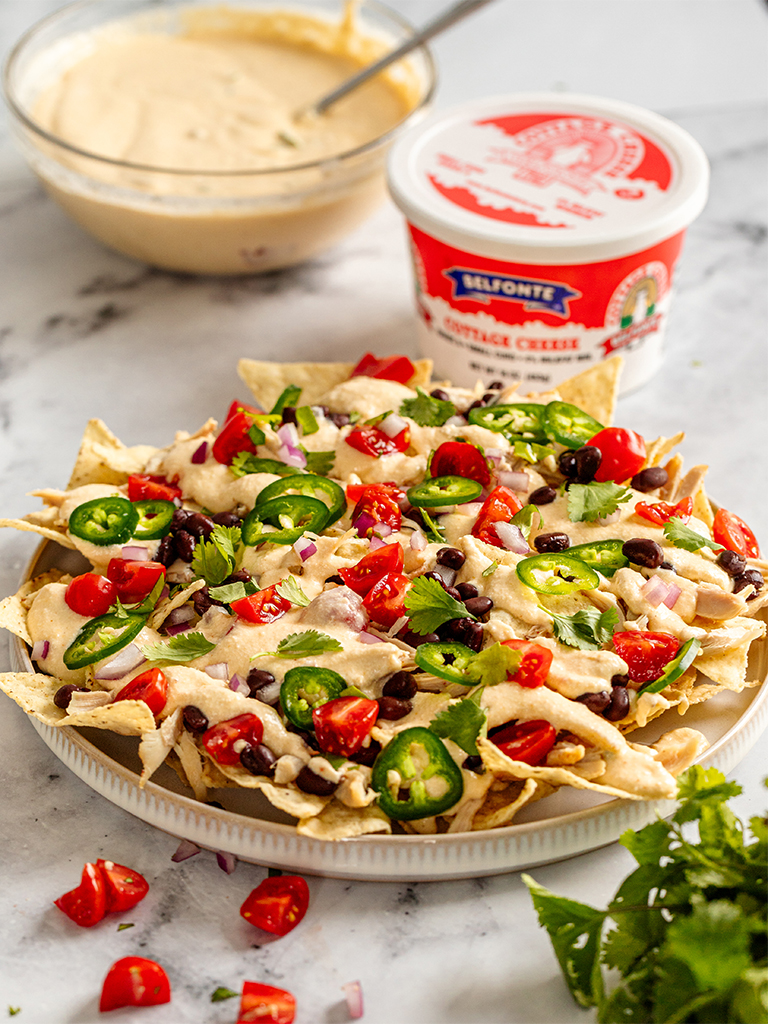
[516,553,600,595]
[63,612,146,670]
[566,539,629,577]
[371,727,464,821]
[242,494,329,546]
[541,401,604,449]
[68,496,139,546]
[256,474,346,526]
[414,642,477,684]
[407,476,483,508]
[467,402,547,441]
[132,499,175,540]
[280,666,346,731]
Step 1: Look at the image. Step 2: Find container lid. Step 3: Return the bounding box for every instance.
[387,92,709,265]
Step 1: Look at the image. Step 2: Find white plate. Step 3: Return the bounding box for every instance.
[7,539,768,881]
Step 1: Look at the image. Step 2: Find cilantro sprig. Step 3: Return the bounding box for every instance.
[399,387,456,427]
[429,691,487,756]
[191,524,242,586]
[275,575,310,607]
[567,482,632,523]
[404,575,475,635]
[141,633,217,663]
[546,606,619,651]
[256,630,343,659]
[664,518,724,553]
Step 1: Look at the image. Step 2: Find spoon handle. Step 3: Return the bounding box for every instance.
[311,0,495,116]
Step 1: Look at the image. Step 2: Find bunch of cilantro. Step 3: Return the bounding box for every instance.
[524,766,767,1023]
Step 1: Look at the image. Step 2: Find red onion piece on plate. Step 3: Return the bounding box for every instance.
[294,537,317,561]
[410,531,427,551]
[171,839,201,863]
[496,470,530,492]
[31,640,49,661]
[341,981,364,1020]
[353,511,376,538]
[191,441,208,465]
[663,584,682,609]
[358,631,384,644]
[216,851,237,874]
[229,674,250,696]
[277,444,307,469]
[379,412,408,438]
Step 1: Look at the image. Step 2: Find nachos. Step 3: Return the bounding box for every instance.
[1,353,765,840]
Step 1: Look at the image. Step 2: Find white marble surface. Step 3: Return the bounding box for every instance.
[1,2,767,1022]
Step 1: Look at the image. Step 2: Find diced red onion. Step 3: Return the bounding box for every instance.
[379,412,408,438]
[493,521,529,554]
[216,851,237,874]
[294,537,317,561]
[598,510,621,526]
[171,839,201,863]
[229,673,249,696]
[444,415,465,427]
[165,620,192,637]
[121,545,150,561]
[410,530,427,551]
[94,644,146,680]
[277,423,300,449]
[460,502,484,517]
[358,631,384,644]
[167,606,195,627]
[31,640,49,661]
[191,441,208,464]
[369,534,386,551]
[496,470,530,492]
[253,679,281,706]
[353,511,376,538]
[485,448,505,463]
[342,981,364,1020]
[159,586,170,603]
[663,584,682,609]
[205,663,229,681]
[276,444,307,469]
[373,522,393,539]
[431,564,457,587]
[640,575,671,608]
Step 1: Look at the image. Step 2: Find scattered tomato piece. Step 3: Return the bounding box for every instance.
[240,875,310,936]
[99,957,171,1013]
[96,860,150,913]
[612,630,680,684]
[212,409,260,465]
[635,496,692,526]
[588,428,646,483]
[237,982,296,1024]
[231,585,292,624]
[491,719,557,765]
[339,543,404,596]
[54,861,107,928]
[712,508,760,558]
[127,474,181,503]
[203,714,264,766]
[350,485,403,535]
[313,696,379,757]
[362,572,410,629]
[471,486,523,547]
[114,668,169,717]
[345,423,410,459]
[107,559,166,605]
[501,639,553,688]
[430,440,491,487]
[349,352,415,384]
[65,573,116,617]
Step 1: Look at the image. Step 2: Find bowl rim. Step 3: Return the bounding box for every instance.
[2,0,438,179]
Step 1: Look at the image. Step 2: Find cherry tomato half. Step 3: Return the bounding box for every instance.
[212,409,259,465]
[203,714,264,766]
[226,399,264,423]
[350,352,415,384]
[231,585,292,624]
[351,485,403,535]
[107,559,166,605]
[65,573,116,617]
[588,428,647,483]
[501,639,553,688]
[339,543,404,596]
[491,719,557,766]
[345,423,410,459]
[99,957,171,1013]
[635,496,692,526]
[114,668,169,717]
[430,441,491,487]
[345,481,405,506]
[96,859,150,914]
[362,572,410,629]
[471,486,524,547]
[54,861,107,928]
[127,474,182,503]
[713,508,760,558]
[612,630,680,684]
[237,981,296,1024]
[240,875,310,936]
[313,696,379,757]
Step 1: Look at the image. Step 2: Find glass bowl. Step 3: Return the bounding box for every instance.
[3,0,436,274]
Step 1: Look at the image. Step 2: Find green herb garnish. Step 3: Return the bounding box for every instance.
[399,387,456,427]
[141,633,217,664]
[275,575,310,607]
[465,642,522,686]
[567,482,633,523]
[547,606,619,651]
[302,449,335,476]
[210,987,239,1003]
[191,524,241,586]
[429,691,487,756]
[258,630,343,659]
[663,518,724,553]
[404,575,475,636]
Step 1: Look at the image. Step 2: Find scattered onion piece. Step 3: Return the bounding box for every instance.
[353,511,376,538]
[94,644,146,681]
[276,422,300,448]
[460,502,484,517]
[493,521,529,554]
[640,575,671,608]
[358,631,384,645]
[171,839,200,863]
[663,584,682,609]
[121,545,150,561]
[216,851,237,875]
[379,412,408,438]
[597,510,621,526]
[229,674,249,696]
[191,441,208,465]
[166,606,194,627]
[294,537,317,561]
[342,981,364,1020]
[205,663,229,681]
[410,531,427,552]
[373,522,393,539]
[496,470,529,492]
[369,535,386,551]
[444,415,465,427]
[386,615,409,638]
[31,639,49,661]
[277,444,307,469]
[165,620,192,637]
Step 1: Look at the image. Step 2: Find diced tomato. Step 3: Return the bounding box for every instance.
[471,486,523,547]
[212,410,259,465]
[96,860,150,914]
[65,573,116,617]
[635,496,693,526]
[107,559,166,605]
[430,440,491,486]
[202,714,264,766]
[339,543,404,596]
[345,423,410,459]
[127,474,182,503]
[713,508,760,558]
[490,719,557,766]
[612,630,680,684]
[54,861,107,928]
[501,639,553,688]
[345,481,405,506]
[231,585,292,624]
[313,696,379,757]
[349,352,415,384]
[351,485,403,536]
[237,982,296,1024]
[99,957,171,1012]
[226,398,264,423]
[240,875,310,936]
[588,428,647,483]
[362,572,410,629]
[114,668,169,717]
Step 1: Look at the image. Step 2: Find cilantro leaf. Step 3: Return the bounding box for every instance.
[302,449,335,476]
[511,504,541,539]
[567,482,632,523]
[404,575,475,635]
[208,580,256,604]
[140,632,217,663]
[210,987,239,1003]
[295,406,319,436]
[429,694,486,755]
[399,387,456,427]
[259,630,343,659]
[191,525,241,586]
[117,922,134,931]
[464,643,522,685]
[547,606,618,651]
[275,575,310,607]
[247,423,266,446]
[482,559,499,577]
[230,454,297,478]
[663,517,724,552]
[667,901,752,993]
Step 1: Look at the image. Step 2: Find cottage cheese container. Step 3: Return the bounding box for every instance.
[387,93,709,393]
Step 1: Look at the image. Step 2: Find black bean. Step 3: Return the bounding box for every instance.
[53,684,87,710]
[659,561,676,572]
[184,512,215,539]
[329,412,350,429]
[446,618,484,651]
[325,574,344,586]
[383,672,418,699]
[462,755,484,772]
[631,466,668,492]
[351,739,382,767]
[482,392,496,404]
[604,686,630,721]
[717,549,747,578]
[558,450,579,479]
[175,529,197,562]
[486,381,504,390]
[225,569,252,586]
[240,743,277,777]
[443,585,462,602]
[733,569,764,598]
[401,505,426,529]
[455,582,479,601]
[622,537,664,569]
[576,691,612,715]
[182,705,209,735]
[154,535,177,567]
[281,406,298,425]
[295,765,337,796]
[534,531,571,553]
[397,627,440,648]
[463,595,493,618]
[528,485,557,506]
[572,446,602,483]
[430,388,450,402]
[611,674,630,688]
[377,696,413,720]
[247,668,277,700]
[466,398,487,414]
[192,588,214,616]
[315,405,331,418]
[436,547,466,570]
[171,508,194,532]
[211,510,242,529]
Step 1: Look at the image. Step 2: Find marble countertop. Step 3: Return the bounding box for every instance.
[1,2,766,1022]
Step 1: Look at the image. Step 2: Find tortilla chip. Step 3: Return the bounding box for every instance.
[61,700,156,736]
[659,453,685,502]
[645,433,685,470]
[205,760,330,819]
[67,419,157,489]
[472,777,545,831]
[0,571,65,644]
[0,518,75,549]
[237,357,432,412]
[297,800,392,839]
[173,732,208,802]
[148,579,205,631]
[696,637,755,689]
[554,356,623,426]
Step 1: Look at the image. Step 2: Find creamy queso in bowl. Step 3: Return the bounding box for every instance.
[4,0,434,274]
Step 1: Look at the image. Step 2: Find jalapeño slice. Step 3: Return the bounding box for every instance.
[63,612,146,670]
[371,727,464,821]
[542,401,604,449]
[414,642,476,684]
[467,402,547,441]
[256,474,345,526]
[68,496,139,547]
[132,499,175,541]
[566,539,628,576]
[270,384,302,415]
[242,495,329,546]
[407,476,483,509]
[638,637,701,695]
[281,667,346,731]
[516,553,600,595]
